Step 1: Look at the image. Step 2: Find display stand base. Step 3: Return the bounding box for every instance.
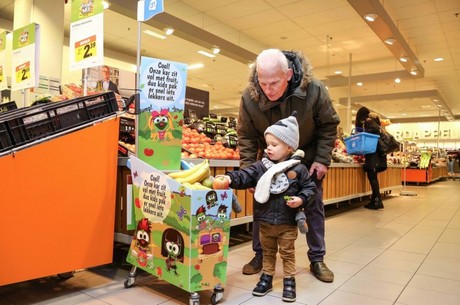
[400,190,417,196]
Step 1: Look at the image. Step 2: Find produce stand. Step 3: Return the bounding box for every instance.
[0,93,120,286]
[114,160,403,242]
[123,156,232,305]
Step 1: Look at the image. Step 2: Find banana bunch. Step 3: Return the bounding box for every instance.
[182,182,212,190]
[168,159,211,184]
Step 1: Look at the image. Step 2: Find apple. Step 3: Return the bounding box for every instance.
[212,176,230,190]
[201,176,214,188]
[144,148,154,156]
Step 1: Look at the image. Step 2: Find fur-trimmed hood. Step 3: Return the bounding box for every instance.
[246,50,313,102]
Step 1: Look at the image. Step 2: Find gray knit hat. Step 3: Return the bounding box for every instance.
[264,111,299,150]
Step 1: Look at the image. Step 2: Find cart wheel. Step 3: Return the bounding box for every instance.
[57,271,75,280]
[124,266,137,288]
[211,285,224,304]
[124,276,136,288]
[190,292,200,305]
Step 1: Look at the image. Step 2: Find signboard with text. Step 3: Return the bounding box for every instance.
[69,0,104,70]
[11,23,40,91]
[0,31,8,90]
[136,56,187,170]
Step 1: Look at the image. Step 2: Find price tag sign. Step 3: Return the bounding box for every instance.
[75,35,96,62]
[15,61,30,84]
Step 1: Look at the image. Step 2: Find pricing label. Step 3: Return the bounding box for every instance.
[74,35,97,62]
[15,61,30,84]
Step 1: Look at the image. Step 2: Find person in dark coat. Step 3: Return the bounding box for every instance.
[355,106,387,209]
[237,48,339,282]
[219,112,316,302]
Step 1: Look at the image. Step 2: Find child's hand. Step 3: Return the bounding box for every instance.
[284,196,302,208]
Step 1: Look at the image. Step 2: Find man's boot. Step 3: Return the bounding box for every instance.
[242,255,262,275]
[310,261,334,283]
[252,273,273,296]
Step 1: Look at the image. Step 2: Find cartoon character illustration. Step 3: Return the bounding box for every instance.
[80,0,94,15]
[206,190,218,209]
[197,227,225,263]
[131,218,153,267]
[148,108,175,141]
[217,204,228,223]
[195,205,211,231]
[161,228,184,275]
[18,30,29,45]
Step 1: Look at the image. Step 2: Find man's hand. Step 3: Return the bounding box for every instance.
[309,162,328,180]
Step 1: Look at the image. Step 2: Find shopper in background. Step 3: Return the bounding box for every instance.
[98,65,120,94]
[237,48,340,283]
[447,155,455,176]
[355,106,387,209]
[219,112,317,302]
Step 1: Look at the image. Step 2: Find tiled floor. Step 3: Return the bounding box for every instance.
[1,180,460,305]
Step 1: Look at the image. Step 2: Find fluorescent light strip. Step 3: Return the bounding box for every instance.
[197,50,216,58]
[143,30,166,40]
[188,63,204,70]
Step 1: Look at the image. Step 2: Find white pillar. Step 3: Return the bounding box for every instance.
[12,0,65,105]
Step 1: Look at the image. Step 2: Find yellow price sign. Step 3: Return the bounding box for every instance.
[75,35,97,62]
[15,62,30,84]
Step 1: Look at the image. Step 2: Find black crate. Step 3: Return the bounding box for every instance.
[0,92,118,149]
[0,122,14,152]
[0,101,18,113]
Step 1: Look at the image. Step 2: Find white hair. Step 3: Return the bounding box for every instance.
[256,48,289,72]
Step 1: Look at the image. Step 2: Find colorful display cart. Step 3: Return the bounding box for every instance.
[124,156,232,305]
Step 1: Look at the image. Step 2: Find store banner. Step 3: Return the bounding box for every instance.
[68,0,104,70]
[137,0,164,22]
[137,56,187,170]
[126,155,232,292]
[11,23,40,91]
[0,31,7,90]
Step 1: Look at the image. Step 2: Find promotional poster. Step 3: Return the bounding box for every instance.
[126,156,232,292]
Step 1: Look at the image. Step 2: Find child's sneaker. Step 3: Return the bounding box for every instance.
[282,277,296,302]
[252,273,273,296]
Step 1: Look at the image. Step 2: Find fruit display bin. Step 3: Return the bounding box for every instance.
[124,156,232,304]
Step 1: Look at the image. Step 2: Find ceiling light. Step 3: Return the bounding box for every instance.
[399,56,409,62]
[164,27,174,35]
[356,82,363,86]
[394,78,401,84]
[197,50,216,58]
[384,38,396,45]
[143,30,166,40]
[102,0,111,9]
[363,13,377,22]
[211,46,220,55]
[188,63,204,70]
[410,70,418,76]
[434,57,444,62]
[334,70,342,75]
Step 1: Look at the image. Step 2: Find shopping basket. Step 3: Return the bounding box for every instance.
[343,132,379,155]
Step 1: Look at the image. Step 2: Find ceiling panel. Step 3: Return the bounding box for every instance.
[0,0,459,123]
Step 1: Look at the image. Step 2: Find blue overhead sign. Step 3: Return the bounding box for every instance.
[138,0,164,22]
